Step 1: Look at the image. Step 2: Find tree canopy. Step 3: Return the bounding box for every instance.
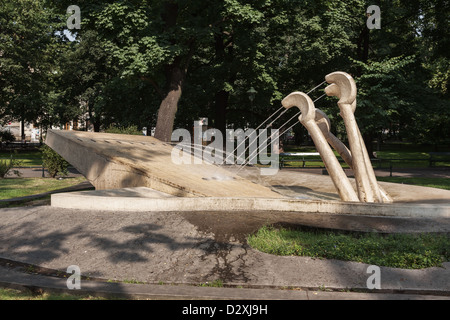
[0,0,448,148]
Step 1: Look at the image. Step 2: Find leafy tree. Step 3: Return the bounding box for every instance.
[2,0,447,150]
[57,29,115,132]
[87,0,209,141]
[0,0,63,137]
[349,0,450,151]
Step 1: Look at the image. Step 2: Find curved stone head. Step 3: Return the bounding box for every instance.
[281,92,316,124]
[315,109,331,133]
[325,71,357,105]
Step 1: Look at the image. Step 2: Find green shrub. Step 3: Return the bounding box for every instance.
[40,144,69,178]
[0,130,16,149]
[104,125,143,135]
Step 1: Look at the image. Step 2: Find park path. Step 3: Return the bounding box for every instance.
[11,167,83,178]
[12,166,450,179]
[280,167,450,178]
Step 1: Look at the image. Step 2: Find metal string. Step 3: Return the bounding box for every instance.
[234,92,328,174]
[220,81,327,166]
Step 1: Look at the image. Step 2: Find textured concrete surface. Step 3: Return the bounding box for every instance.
[0,205,449,297]
[1,265,448,300]
[45,130,281,198]
[51,188,450,217]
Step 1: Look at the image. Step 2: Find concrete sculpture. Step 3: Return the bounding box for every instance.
[282,71,391,203]
[282,92,360,202]
[315,108,392,203]
[45,130,282,198]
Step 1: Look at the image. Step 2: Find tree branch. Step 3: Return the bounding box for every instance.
[140,76,163,98]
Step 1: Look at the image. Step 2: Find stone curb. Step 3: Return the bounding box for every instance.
[51,189,450,218]
[1,266,449,300]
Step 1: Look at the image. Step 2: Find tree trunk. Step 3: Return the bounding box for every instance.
[356,27,369,77]
[214,89,228,138]
[154,61,185,142]
[93,120,101,133]
[87,103,100,132]
[363,132,374,159]
[214,32,228,138]
[154,1,188,142]
[21,118,25,141]
[356,26,372,156]
[212,30,234,142]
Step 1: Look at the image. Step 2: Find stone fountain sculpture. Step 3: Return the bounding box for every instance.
[46,70,391,204]
[282,71,392,203]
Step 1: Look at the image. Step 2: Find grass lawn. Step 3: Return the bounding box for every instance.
[0,287,106,300]
[0,177,87,200]
[0,151,43,166]
[247,225,450,269]
[377,177,450,190]
[8,158,43,166]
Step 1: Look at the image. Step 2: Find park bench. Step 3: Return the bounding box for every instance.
[370,153,450,177]
[279,152,323,169]
[371,158,427,177]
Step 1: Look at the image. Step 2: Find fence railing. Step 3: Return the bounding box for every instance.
[279,152,450,176]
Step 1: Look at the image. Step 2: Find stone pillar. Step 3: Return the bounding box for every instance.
[282,92,359,202]
[315,109,392,203]
[324,72,383,203]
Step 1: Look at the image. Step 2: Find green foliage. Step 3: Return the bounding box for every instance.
[0,152,22,178]
[350,55,417,135]
[248,226,450,269]
[0,130,15,142]
[0,0,64,126]
[0,287,106,300]
[0,130,16,149]
[40,144,69,178]
[2,0,449,146]
[104,125,143,136]
[346,0,450,146]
